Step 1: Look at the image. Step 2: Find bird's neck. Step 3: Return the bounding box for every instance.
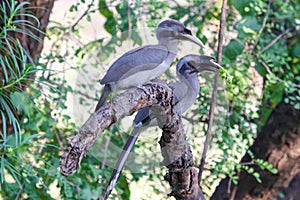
[184,72,200,91]
[158,38,179,54]
[175,74,200,114]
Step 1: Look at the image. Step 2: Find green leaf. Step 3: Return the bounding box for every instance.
[233,0,255,16]
[242,26,256,35]
[253,172,262,183]
[236,17,260,39]
[1,155,5,184]
[243,17,260,31]
[87,15,91,22]
[224,39,244,60]
[232,175,238,185]
[292,43,300,58]
[98,0,117,34]
[270,168,278,174]
[22,133,43,144]
[98,0,113,18]
[247,167,254,173]
[9,91,31,115]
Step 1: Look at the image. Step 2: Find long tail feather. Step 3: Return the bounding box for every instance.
[95,84,111,111]
[103,127,141,199]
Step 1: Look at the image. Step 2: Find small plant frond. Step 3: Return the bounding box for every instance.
[0,155,5,184]
[4,158,21,187]
[0,111,7,139]
[0,55,11,83]
[13,1,30,14]
[0,92,25,147]
[15,12,40,27]
[0,40,35,92]
[0,0,42,41]
[0,4,46,175]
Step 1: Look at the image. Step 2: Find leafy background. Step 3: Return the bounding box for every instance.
[0,0,299,199]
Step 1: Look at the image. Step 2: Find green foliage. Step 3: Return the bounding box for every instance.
[223,39,244,60]
[235,151,278,184]
[1,0,299,199]
[0,0,39,143]
[207,0,299,195]
[0,1,43,191]
[0,0,42,40]
[99,0,117,35]
[55,0,299,198]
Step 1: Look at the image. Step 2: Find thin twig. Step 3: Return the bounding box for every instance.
[229,171,240,200]
[70,0,95,31]
[54,131,64,151]
[198,0,227,183]
[251,0,271,54]
[260,27,292,53]
[19,0,30,55]
[254,53,300,88]
[227,176,232,193]
[15,184,24,200]
[240,161,255,166]
[75,90,99,101]
[182,115,208,124]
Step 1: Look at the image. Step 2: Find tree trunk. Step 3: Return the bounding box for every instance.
[211,101,300,200]
[277,171,300,200]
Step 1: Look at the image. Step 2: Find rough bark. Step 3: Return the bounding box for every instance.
[60,81,205,200]
[277,171,300,200]
[211,101,300,200]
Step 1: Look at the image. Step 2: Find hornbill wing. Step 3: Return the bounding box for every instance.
[100,45,169,85]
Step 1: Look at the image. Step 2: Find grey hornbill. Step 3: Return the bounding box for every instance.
[103,55,222,199]
[95,19,205,111]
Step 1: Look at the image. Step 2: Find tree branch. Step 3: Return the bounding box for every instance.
[154,95,204,200]
[70,0,95,31]
[253,53,300,88]
[60,80,205,199]
[198,0,227,182]
[260,27,292,53]
[60,81,169,176]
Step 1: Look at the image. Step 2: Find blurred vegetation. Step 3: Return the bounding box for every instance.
[0,0,299,199]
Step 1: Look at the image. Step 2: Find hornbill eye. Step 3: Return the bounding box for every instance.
[183,28,192,35]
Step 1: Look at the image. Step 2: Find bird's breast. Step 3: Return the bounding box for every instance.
[114,52,176,91]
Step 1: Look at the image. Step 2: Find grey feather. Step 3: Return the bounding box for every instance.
[133,107,151,127]
[100,45,169,84]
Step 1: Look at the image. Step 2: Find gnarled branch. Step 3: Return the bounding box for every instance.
[60,81,205,199]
